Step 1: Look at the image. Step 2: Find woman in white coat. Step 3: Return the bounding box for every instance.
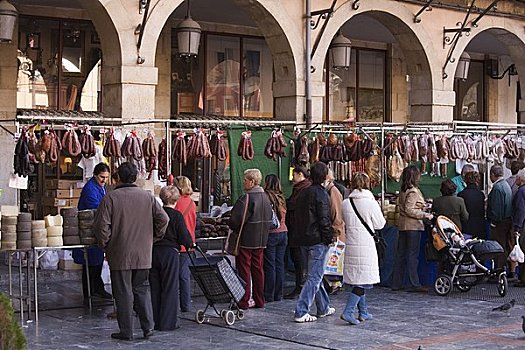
[340,173,386,325]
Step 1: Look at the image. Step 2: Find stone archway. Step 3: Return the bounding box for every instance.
[109,0,301,121]
[453,22,525,124]
[313,0,439,122]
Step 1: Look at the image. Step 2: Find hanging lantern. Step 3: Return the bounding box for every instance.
[0,0,18,43]
[330,32,352,69]
[455,52,471,80]
[177,0,201,57]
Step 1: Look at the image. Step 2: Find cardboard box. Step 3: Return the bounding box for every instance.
[59,259,82,270]
[46,188,82,198]
[69,198,79,207]
[45,179,80,190]
[54,198,70,207]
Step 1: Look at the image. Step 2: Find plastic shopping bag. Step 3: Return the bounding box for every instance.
[324,240,345,276]
[509,243,525,263]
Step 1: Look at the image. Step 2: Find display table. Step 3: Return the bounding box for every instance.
[379,225,437,287]
[32,245,91,322]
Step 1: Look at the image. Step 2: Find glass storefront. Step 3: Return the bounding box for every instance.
[454,60,484,121]
[16,17,101,111]
[171,31,273,118]
[325,48,386,122]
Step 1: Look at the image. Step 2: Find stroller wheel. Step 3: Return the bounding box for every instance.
[224,310,236,325]
[434,274,452,296]
[220,309,227,319]
[237,309,245,320]
[195,310,206,324]
[456,283,471,293]
[497,274,508,297]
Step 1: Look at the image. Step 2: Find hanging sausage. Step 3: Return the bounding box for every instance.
[237,131,254,161]
[142,131,157,180]
[157,138,168,180]
[172,129,187,165]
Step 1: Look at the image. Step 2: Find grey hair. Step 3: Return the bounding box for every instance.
[461,164,475,177]
[490,164,504,178]
[244,168,262,186]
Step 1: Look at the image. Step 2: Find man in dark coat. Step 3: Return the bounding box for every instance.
[293,162,335,323]
[511,169,525,287]
[94,162,169,341]
[284,166,311,299]
[457,171,486,239]
[228,168,273,309]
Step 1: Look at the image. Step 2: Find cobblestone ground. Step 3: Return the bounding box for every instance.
[13,279,525,350]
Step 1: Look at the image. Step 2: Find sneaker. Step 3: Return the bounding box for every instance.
[294,313,317,323]
[317,307,336,318]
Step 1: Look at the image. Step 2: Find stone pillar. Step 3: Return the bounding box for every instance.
[0,30,19,206]
[101,65,158,121]
[410,89,455,123]
[518,98,525,124]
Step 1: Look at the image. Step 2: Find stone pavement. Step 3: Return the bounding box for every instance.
[12,278,525,350]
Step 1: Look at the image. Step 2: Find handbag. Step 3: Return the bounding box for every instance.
[225,194,249,256]
[324,239,345,276]
[270,206,280,230]
[349,198,387,261]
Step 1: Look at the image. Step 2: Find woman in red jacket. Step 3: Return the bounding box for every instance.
[174,176,197,312]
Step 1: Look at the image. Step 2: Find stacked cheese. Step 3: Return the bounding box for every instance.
[45,214,64,247]
[62,208,80,245]
[17,212,32,249]
[1,215,17,250]
[32,220,47,247]
[78,209,96,245]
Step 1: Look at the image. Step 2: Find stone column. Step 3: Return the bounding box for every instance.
[410,89,455,123]
[0,30,19,206]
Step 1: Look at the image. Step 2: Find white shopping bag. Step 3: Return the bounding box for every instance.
[323,239,345,276]
[509,244,525,263]
[101,259,111,285]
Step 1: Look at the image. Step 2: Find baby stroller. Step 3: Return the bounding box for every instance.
[188,245,246,325]
[430,215,507,297]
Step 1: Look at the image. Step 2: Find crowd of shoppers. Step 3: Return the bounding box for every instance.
[86,153,525,341]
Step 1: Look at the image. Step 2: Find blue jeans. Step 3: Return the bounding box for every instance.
[392,230,422,289]
[294,243,330,318]
[264,232,288,302]
[179,253,191,311]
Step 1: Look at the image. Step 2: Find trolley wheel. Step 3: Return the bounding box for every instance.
[224,310,235,326]
[497,274,508,297]
[456,284,471,293]
[195,310,205,324]
[220,309,227,319]
[434,274,452,296]
[237,309,245,320]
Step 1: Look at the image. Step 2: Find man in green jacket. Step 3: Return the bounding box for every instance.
[487,165,513,271]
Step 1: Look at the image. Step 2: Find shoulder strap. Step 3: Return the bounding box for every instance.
[238,193,250,233]
[182,198,193,217]
[349,198,375,237]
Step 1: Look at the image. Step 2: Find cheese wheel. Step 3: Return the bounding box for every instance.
[47,236,63,247]
[1,224,17,234]
[63,226,80,237]
[16,221,32,232]
[2,232,17,241]
[1,242,16,250]
[79,229,94,238]
[45,215,64,227]
[2,216,18,225]
[80,237,96,245]
[31,229,48,239]
[32,238,47,248]
[17,212,32,222]
[32,220,46,230]
[47,226,64,237]
[17,240,32,250]
[63,236,81,246]
[17,231,32,240]
[78,221,94,230]
[60,208,78,218]
[78,210,95,220]
[63,217,78,227]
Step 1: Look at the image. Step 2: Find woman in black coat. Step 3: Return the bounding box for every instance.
[457,171,487,239]
[150,185,193,331]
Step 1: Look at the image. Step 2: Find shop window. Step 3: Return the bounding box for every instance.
[171,31,273,118]
[325,48,385,122]
[454,60,484,121]
[16,17,101,112]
